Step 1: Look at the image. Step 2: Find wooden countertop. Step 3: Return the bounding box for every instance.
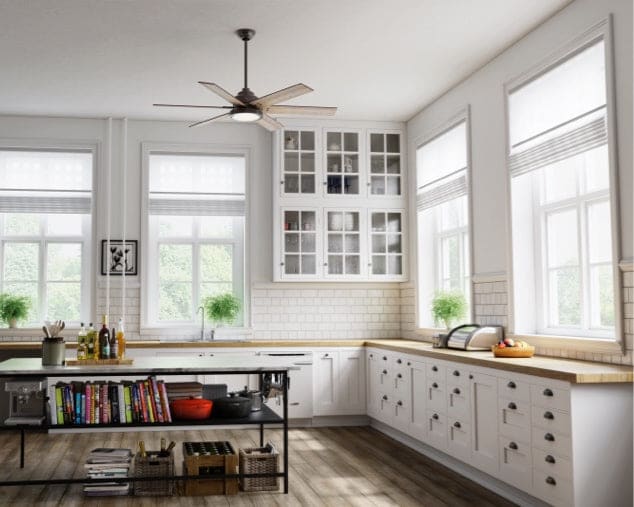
[1,339,631,384]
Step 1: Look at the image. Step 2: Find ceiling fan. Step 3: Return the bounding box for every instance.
[154,28,337,131]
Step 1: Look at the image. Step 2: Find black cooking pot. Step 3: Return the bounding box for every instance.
[212,393,252,418]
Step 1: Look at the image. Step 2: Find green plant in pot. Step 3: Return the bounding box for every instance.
[204,293,241,338]
[0,293,31,329]
[431,290,467,330]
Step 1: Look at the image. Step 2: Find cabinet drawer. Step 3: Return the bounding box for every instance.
[531,426,572,459]
[393,368,411,396]
[532,448,572,480]
[427,380,446,412]
[447,384,470,418]
[447,419,471,462]
[499,397,531,436]
[446,366,469,387]
[532,467,573,507]
[498,436,532,492]
[498,376,530,402]
[426,409,447,450]
[531,405,571,435]
[426,362,446,382]
[393,398,410,432]
[530,384,570,412]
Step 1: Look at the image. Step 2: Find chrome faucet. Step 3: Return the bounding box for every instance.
[197,305,205,341]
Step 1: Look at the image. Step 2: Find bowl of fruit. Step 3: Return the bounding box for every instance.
[492,338,535,358]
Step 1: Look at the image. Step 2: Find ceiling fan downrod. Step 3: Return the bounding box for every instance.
[235,28,257,104]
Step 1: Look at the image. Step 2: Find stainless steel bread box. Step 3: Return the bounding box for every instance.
[445,324,504,350]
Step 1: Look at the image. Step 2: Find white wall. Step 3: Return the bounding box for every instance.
[406,0,633,364]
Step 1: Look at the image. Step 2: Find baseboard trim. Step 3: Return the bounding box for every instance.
[369,419,548,507]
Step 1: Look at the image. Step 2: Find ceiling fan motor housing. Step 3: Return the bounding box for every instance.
[236,28,255,41]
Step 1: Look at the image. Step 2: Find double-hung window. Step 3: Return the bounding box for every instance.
[416,117,471,327]
[146,151,246,328]
[507,24,618,341]
[0,148,93,326]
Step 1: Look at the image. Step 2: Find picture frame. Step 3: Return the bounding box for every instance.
[101,240,138,276]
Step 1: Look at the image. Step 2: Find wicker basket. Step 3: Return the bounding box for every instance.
[133,451,174,496]
[239,444,279,492]
[492,345,535,358]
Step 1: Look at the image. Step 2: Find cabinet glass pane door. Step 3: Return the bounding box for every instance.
[283,130,316,195]
[283,210,317,275]
[326,131,359,195]
[326,211,360,275]
[369,133,401,195]
[370,211,403,275]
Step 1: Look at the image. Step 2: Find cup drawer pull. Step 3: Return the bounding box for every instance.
[543,411,554,420]
[545,455,556,464]
[453,421,461,429]
[507,402,517,410]
[453,388,461,395]
[432,382,438,388]
[432,413,439,420]
[545,476,557,486]
[543,388,554,397]
[507,381,516,389]
[432,366,438,372]
[452,370,460,376]
[508,442,518,450]
[544,433,555,442]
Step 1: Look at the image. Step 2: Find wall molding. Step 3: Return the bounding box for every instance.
[251,282,402,290]
[471,271,507,283]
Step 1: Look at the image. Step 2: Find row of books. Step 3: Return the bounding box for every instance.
[49,377,172,425]
[83,447,131,497]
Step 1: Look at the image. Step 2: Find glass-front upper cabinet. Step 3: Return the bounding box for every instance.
[282,130,316,196]
[369,210,404,278]
[325,131,360,196]
[325,210,362,277]
[369,132,401,196]
[281,209,318,278]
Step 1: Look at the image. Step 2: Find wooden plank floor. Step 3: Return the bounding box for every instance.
[0,427,516,506]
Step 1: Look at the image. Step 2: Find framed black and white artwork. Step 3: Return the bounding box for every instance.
[101,240,138,276]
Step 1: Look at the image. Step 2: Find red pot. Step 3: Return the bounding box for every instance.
[170,398,213,420]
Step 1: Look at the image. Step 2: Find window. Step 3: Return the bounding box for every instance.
[507,29,617,340]
[146,152,246,327]
[416,118,471,327]
[0,149,93,325]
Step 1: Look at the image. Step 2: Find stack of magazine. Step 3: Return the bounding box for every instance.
[83,448,132,496]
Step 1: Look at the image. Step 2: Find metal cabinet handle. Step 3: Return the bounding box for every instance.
[382,395,388,401]
[453,421,461,429]
[370,354,373,358]
[397,359,402,364]
[543,388,554,397]
[509,442,518,450]
[432,382,438,388]
[544,411,554,420]
[382,356,387,361]
[432,366,438,372]
[324,353,329,357]
[382,369,388,375]
[453,388,461,395]
[432,413,439,420]
[397,373,402,379]
[545,455,556,464]
[545,476,557,486]
[544,433,555,442]
[453,370,460,376]
[397,401,403,406]
[507,381,516,389]
[407,362,411,366]
[507,402,517,410]
[289,402,300,406]
[468,374,473,379]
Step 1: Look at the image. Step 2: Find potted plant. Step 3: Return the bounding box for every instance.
[204,293,241,338]
[0,293,31,328]
[431,290,467,330]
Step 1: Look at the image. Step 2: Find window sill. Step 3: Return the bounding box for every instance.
[508,332,624,355]
[140,326,253,340]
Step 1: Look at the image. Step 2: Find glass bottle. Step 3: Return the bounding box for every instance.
[86,322,96,359]
[109,326,118,359]
[76,322,87,360]
[116,319,126,360]
[99,315,110,360]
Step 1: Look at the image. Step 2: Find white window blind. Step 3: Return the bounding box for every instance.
[0,150,92,214]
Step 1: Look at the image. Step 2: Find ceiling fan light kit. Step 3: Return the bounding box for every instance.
[154,28,336,130]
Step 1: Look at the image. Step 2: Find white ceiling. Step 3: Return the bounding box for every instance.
[0,0,572,123]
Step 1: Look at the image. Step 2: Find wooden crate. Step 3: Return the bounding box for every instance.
[183,441,238,496]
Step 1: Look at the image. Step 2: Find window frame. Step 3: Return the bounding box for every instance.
[140,143,251,334]
[504,17,623,353]
[0,141,96,333]
[414,108,474,331]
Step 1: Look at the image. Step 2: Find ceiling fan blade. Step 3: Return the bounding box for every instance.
[251,83,313,108]
[256,113,285,131]
[198,82,244,106]
[188,112,231,128]
[154,103,232,109]
[267,105,337,116]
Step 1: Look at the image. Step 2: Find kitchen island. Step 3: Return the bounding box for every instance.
[0,355,295,494]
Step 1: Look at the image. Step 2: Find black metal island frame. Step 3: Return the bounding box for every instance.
[0,355,294,494]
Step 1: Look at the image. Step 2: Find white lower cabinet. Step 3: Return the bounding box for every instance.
[498,435,532,492]
[469,372,498,475]
[313,348,366,416]
[426,409,447,449]
[408,360,427,441]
